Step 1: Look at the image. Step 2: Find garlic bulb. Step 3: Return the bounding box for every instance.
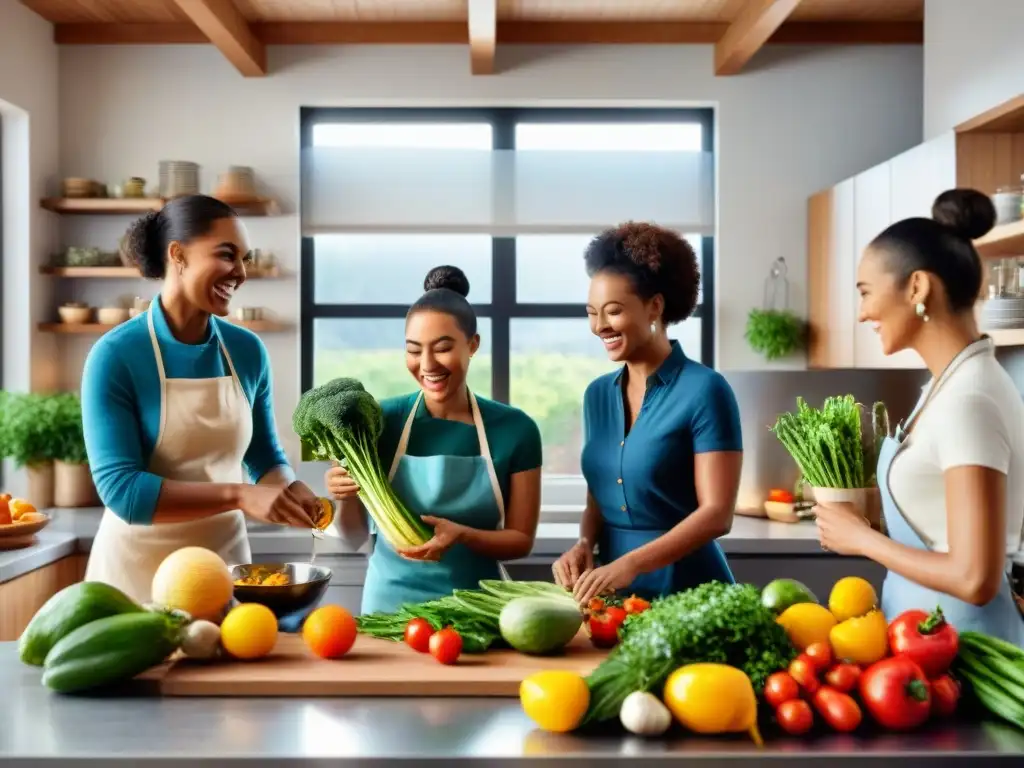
[181,620,222,660]
[619,690,673,736]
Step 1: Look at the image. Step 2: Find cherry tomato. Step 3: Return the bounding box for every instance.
[812,686,863,733]
[930,674,961,718]
[776,699,814,736]
[825,663,862,694]
[789,655,821,695]
[623,595,651,615]
[428,627,463,665]
[805,642,834,671]
[404,618,434,653]
[764,671,801,708]
[768,488,796,503]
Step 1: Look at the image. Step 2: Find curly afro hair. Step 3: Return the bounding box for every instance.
[583,221,700,325]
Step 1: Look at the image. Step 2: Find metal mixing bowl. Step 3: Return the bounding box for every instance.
[231,562,332,619]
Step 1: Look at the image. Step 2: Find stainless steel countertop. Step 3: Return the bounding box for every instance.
[2,644,1023,766]
[0,507,827,585]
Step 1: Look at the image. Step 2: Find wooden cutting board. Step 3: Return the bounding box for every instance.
[152,630,607,697]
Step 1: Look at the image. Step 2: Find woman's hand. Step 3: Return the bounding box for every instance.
[572,557,639,606]
[239,483,318,528]
[814,502,872,555]
[397,516,466,562]
[325,461,360,501]
[552,539,594,589]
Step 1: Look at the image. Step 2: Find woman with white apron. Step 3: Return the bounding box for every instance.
[815,188,1024,645]
[82,196,320,604]
[324,266,543,615]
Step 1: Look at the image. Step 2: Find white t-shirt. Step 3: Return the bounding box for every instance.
[888,344,1024,558]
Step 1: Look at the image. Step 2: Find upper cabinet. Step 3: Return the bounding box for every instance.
[808,93,1024,369]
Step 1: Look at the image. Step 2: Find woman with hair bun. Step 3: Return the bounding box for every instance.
[554,222,744,605]
[325,266,543,615]
[815,188,1024,644]
[82,195,320,604]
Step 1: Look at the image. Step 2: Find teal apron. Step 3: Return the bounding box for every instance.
[879,338,1024,646]
[360,391,508,615]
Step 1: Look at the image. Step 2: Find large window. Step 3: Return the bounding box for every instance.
[300,108,715,493]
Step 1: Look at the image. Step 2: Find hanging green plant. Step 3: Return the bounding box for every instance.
[745,308,806,361]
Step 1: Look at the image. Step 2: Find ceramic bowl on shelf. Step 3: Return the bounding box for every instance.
[97,307,130,325]
[58,304,93,324]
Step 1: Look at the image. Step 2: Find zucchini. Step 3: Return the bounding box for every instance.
[41,610,188,694]
[19,581,142,666]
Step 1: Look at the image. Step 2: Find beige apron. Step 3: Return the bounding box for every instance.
[84,309,253,604]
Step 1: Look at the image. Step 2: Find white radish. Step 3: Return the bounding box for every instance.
[181,620,222,660]
[619,690,673,736]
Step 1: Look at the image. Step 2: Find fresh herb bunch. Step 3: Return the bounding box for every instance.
[51,392,88,464]
[744,309,806,361]
[582,582,796,724]
[770,395,888,490]
[0,393,66,468]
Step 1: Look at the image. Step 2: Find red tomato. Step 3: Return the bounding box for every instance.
[764,671,801,708]
[768,489,796,503]
[930,674,961,718]
[804,642,833,671]
[812,686,862,733]
[404,618,434,653]
[623,595,651,615]
[428,628,463,665]
[776,699,814,736]
[887,608,959,679]
[824,663,862,694]
[789,655,821,695]
[859,656,932,731]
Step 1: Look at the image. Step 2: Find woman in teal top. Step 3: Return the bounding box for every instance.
[326,266,543,615]
[553,222,744,606]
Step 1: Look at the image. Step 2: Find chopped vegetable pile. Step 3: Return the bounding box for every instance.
[356,580,577,653]
[582,581,797,724]
[770,395,889,489]
[292,377,432,549]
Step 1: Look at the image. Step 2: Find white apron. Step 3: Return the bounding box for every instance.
[84,309,253,604]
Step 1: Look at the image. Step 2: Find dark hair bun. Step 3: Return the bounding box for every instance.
[932,188,997,241]
[123,211,166,279]
[424,265,470,298]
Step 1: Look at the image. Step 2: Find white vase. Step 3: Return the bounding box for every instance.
[811,486,883,531]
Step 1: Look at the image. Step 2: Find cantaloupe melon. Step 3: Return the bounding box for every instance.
[151,547,234,622]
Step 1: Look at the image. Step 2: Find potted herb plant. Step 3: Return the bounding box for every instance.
[770,395,888,530]
[744,308,806,361]
[0,392,62,508]
[51,392,99,508]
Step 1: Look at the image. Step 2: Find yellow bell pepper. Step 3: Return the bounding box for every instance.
[829,608,889,665]
[662,663,762,746]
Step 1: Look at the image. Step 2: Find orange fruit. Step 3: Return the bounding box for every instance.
[9,499,37,521]
[303,604,357,659]
[221,603,278,660]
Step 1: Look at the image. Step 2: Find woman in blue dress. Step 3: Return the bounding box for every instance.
[553,222,744,605]
[815,189,1024,645]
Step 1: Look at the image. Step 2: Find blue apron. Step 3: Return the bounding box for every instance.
[360,391,508,615]
[878,340,1024,645]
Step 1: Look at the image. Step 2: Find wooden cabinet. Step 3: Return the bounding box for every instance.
[808,179,856,368]
[0,555,87,641]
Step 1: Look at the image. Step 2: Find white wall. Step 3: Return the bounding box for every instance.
[924,0,1024,138]
[52,42,925,490]
[0,3,59,496]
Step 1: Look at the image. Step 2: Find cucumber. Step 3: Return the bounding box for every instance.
[19,581,143,666]
[499,596,583,655]
[41,610,188,694]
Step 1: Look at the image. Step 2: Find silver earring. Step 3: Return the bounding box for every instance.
[650,322,657,334]
[915,302,929,323]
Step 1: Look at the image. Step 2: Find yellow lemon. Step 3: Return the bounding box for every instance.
[220,603,278,660]
[776,603,838,650]
[828,577,878,622]
[663,663,762,745]
[520,670,590,733]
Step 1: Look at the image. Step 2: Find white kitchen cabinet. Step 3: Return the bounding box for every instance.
[889,131,957,223]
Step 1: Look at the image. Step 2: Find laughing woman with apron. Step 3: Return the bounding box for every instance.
[325,266,543,615]
[815,189,1024,645]
[82,196,319,604]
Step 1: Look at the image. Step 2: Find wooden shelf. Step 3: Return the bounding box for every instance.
[40,266,281,278]
[40,197,280,217]
[975,219,1024,259]
[38,320,289,334]
[956,94,1024,134]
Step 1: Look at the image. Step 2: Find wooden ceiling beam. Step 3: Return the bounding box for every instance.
[715,0,804,76]
[170,0,266,77]
[468,0,497,75]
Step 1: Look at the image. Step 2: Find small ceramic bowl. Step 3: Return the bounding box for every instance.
[97,307,130,325]
[58,305,93,324]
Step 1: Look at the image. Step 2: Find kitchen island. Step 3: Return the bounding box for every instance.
[2,644,1022,767]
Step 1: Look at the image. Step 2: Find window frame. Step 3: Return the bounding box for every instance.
[299,106,716,492]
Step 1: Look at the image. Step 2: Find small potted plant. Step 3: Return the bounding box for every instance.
[745,308,806,361]
[0,392,62,508]
[51,392,99,508]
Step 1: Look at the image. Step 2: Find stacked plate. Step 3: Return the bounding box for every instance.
[979,296,1024,329]
[159,160,200,199]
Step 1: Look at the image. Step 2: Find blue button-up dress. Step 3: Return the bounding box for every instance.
[581,341,742,599]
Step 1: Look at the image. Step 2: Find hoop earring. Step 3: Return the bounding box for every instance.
[915,302,929,323]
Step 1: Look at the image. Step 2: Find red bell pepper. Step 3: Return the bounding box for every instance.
[887,607,959,678]
[587,606,626,648]
[623,595,651,615]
